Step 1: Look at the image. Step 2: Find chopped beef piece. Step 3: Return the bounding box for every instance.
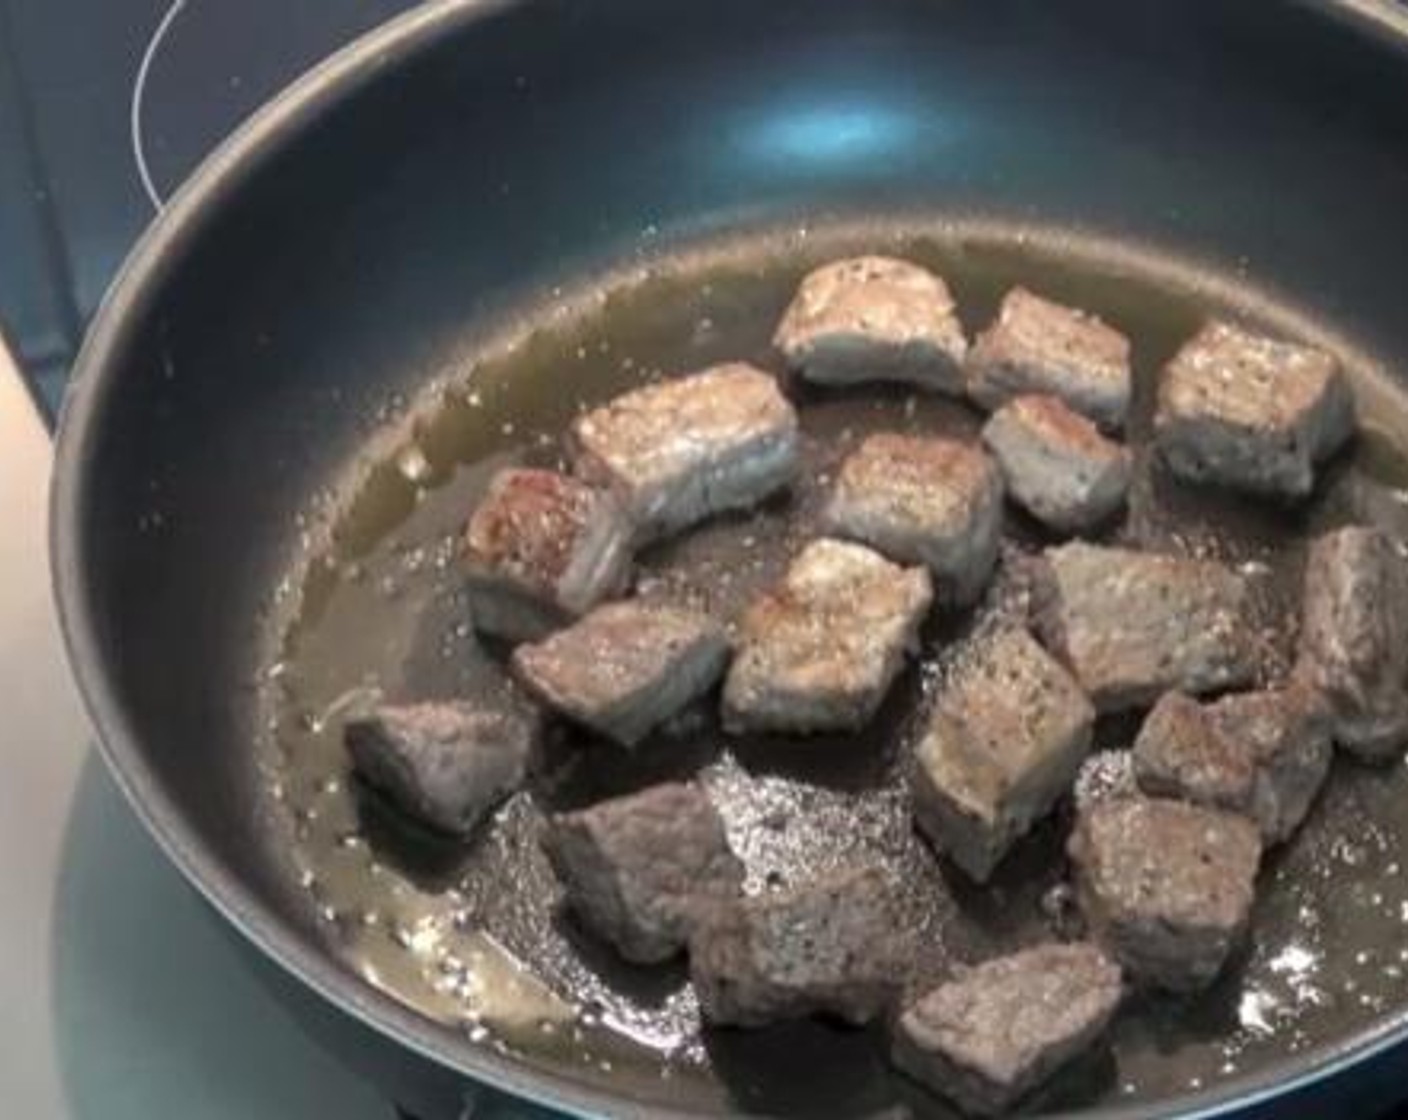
[1154,320,1355,500]
[689,866,907,1027]
[1069,797,1262,992]
[463,467,632,642]
[822,433,1003,608]
[570,363,799,542]
[542,782,744,964]
[1134,686,1331,843]
[1031,542,1258,712]
[967,288,1132,431]
[1296,526,1408,761]
[344,702,537,835]
[721,539,933,734]
[773,256,968,393]
[982,394,1132,533]
[912,628,1094,881]
[512,601,729,746]
[891,943,1123,1116]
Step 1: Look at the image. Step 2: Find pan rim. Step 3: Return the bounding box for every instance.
[47,0,1408,1116]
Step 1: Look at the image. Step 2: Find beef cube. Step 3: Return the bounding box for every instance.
[463,468,632,642]
[912,628,1094,881]
[1154,321,1355,500]
[570,363,799,542]
[967,288,1132,431]
[773,256,968,393]
[689,866,906,1027]
[822,433,1003,607]
[344,702,537,835]
[1296,526,1408,761]
[721,539,933,734]
[1132,692,1255,814]
[982,394,1132,533]
[512,601,729,746]
[542,782,744,964]
[1031,542,1258,712]
[891,943,1123,1116]
[1068,797,1262,991]
[1134,687,1331,843]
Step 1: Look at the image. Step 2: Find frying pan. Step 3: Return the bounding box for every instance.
[50,0,1408,1116]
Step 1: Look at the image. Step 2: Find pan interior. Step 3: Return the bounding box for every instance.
[253,219,1408,1117]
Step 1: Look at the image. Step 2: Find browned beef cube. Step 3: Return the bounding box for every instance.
[773,256,968,393]
[822,433,1003,608]
[967,288,1132,431]
[912,628,1094,881]
[1134,687,1331,844]
[542,782,744,964]
[1069,797,1262,991]
[982,394,1132,533]
[1031,542,1258,712]
[721,539,933,734]
[344,702,537,835]
[891,943,1123,1116]
[1154,321,1355,500]
[689,866,906,1027]
[463,468,632,642]
[1297,526,1408,761]
[512,601,729,746]
[570,363,799,542]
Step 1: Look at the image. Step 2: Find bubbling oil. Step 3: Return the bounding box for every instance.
[255,219,1408,1115]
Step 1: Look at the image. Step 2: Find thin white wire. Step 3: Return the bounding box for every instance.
[130,0,188,211]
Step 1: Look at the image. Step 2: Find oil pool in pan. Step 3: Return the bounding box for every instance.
[253,220,1408,1115]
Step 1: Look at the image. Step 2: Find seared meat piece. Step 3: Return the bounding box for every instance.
[1133,686,1331,844]
[912,628,1094,881]
[1296,525,1408,761]
[967,288,1132,431]
[721,539,933,734]
[891,943,1123,1117]
[1031,542,1258,712]
[464,467,632,642]
[1154,320,1355,500]
[542,782,744,964]
[689,866,906,1027]
[1069,797,1262,992]
[822,433,1003,608]
[982,394,1132,533]
[773,256,967,393]
[344,702,537,835]
[512,601,729,746]
[570,363,799,542]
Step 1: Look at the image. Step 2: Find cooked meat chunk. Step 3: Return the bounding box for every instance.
[982,395,1132,533]
[542,782,744,964]
[773,256,967,393]
[1134,686,1331,843]
[967,288,1132,431]
[1296,526,1408,761]
[1031,542,1258,712]
[912,628,1094,881]
[1073,750,1139,814]
[721,539,933,734]
[344,702,537,835]
[1069,797,1262,992]
[891,943,1123,1116]
[1154,321,1355,500]
[570,363,799,542]
[463,468,632,642]
[689,866,906,1027]
[512,601,729,746]
[822,433,1003,608]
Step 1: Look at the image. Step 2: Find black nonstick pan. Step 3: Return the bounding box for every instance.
[50,0,1408,1116]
